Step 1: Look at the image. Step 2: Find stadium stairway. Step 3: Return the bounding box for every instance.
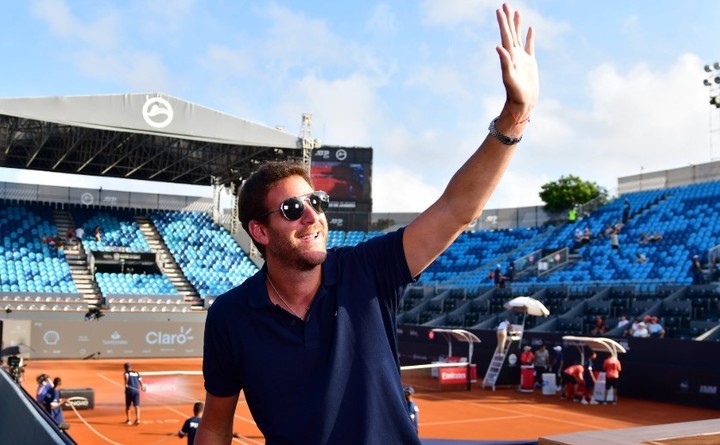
[135,215,201,306]
[53,209,101,301]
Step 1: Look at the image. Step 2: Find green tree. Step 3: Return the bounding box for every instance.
[539,175,607,214]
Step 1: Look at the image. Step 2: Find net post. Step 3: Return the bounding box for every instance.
[466,362,471,391]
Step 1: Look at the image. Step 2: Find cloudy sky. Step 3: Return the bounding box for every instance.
[1,0,720,213]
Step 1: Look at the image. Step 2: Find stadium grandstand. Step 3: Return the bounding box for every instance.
[1,93,720,444]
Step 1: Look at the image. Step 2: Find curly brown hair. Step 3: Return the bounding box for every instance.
[238,161,312,255]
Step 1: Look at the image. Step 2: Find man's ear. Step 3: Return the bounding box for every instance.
[248,220,269,247]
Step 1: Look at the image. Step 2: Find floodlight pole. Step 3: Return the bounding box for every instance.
[703,62,720,160]
[299,113,321,170]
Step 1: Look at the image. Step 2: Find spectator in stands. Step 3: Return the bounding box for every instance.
[573,228,583,245]
[44,377,68,428]
[196,5,539,443]
[612,221,624,233]
[505,261,516,285]
[75,226,84,240]
[65,228,74,243]
[690,255,705,285]
[609,227,620,250]
[533,344,550,387]
[650,231,663,242]
[647,316,665,338]
[178,401,204,445]
[622,198,631,223]
[590,315,607,336]
[603,355,622,405]
[581,227,592,244]
[489,264,506,288]
[639,232,652,244]
[602,223,613,238]
[616,314,630,331]
[635,252,647,263]
[93,225,102,242]
[632,321,650,338]
[567,206,577,223]
[627,317,640,336]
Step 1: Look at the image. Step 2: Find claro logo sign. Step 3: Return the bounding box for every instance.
[146,326,194,345]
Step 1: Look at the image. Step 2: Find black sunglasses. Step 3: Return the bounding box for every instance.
[258,191,330,221]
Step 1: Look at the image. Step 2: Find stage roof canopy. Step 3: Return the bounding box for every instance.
[0,93,301,186]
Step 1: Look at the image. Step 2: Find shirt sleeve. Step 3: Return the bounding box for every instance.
[203,299,243,397]
[351,227,415,312]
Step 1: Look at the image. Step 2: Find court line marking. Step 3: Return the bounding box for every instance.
[422,414,532,427]
[414,391,612,431]
[97,372,263,444]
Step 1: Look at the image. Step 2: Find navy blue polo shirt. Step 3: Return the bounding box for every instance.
[180,415,201,445]
[203,228,421,444]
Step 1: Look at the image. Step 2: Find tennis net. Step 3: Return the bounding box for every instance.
[400,362,476,392]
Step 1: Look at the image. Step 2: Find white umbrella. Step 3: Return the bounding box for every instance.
[503,296,550,317]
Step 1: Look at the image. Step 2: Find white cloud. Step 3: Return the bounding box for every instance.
[31,0,121,49]
[73,50,170,91]
[30,0,171,90]
[419,0,568,51]
[10,1,719,219]
[365,3,397,38]
[372,165,442,212]
[134,0,197,34]
[281,74,386,146]
[419,0,496,27]
[372,52,712,213]
[405,65,471,98]
[202,45,253,78]
[498,53,710,209]
[261,3,348,73]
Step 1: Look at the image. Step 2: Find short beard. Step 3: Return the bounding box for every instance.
[266,229,327,271]
[294,251,327,271]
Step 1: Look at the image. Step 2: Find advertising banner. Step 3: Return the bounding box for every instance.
[30,320,204,359]
[439,365,477,385]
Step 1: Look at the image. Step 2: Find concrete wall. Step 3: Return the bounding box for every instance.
[2,312,206,360]
[373,204,551,232]
[618,159,720,195]
[0,181,212,212]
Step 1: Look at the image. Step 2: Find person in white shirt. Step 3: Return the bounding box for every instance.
[632,322,649,338]
[496,318,513,353]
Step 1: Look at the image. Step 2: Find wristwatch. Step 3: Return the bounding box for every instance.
[488,117,522,145]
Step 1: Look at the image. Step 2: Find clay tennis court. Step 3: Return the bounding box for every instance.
[20,358,720,444]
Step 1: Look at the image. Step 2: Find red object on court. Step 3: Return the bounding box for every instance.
[520,365,534,392]
[438,364,477,385]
